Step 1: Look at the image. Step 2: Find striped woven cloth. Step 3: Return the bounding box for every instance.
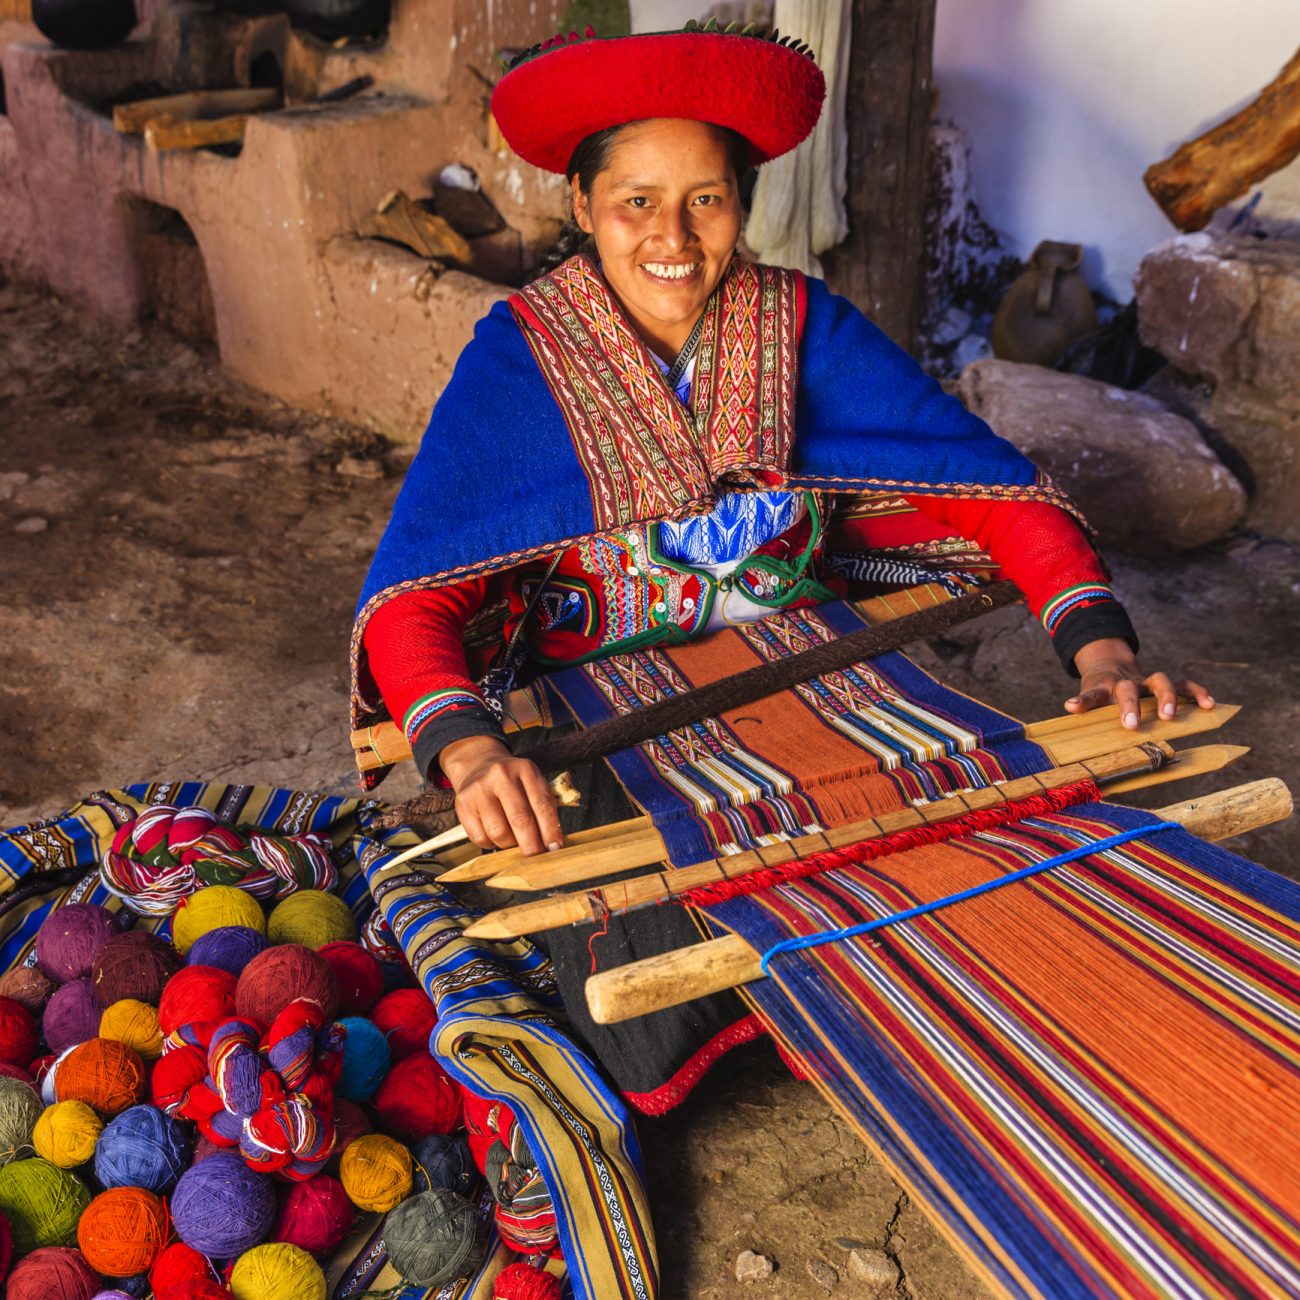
[543,603,1300,1298]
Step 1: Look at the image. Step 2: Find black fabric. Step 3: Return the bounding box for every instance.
[412,705,505,783]
[1051,600,1140,676]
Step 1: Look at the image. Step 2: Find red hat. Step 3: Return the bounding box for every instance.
[491,20,826,176]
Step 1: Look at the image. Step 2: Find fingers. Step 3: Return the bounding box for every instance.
[519,763,565,852]
[1113,677,1142,729]
[1065,684,1117,714]
[455,795,493,853]
[453,757,562,855]
[1177,677,1216,711]
[1144,671,1178,720]
[494,779,547,857]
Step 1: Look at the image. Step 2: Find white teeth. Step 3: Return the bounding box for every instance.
[643,262,698,281]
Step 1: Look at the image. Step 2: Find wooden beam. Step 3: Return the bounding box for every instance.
[114,87,279,135]
[584,778,1294,1025]
[821,0,937,350]
[144,114,251,153]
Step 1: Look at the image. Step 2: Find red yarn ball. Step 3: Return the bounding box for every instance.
[0,1061,32,1084]
[0,996,37,1067]
[150,1239,215,1293]
[331,1096,373,1158]
[370,988,438,1060]
[150,1042,208,1113]
[235,944,339,1026]
[0,1203,10,1282]
[158,964,237,1037]
[318,942,384,1015]
[373,1052,461,1141]
[92,930,180,1008]
[494,1261,564,1300]
[273,1173,353,1255]
[159,1282,231,1300]
[6,1246,99,1300]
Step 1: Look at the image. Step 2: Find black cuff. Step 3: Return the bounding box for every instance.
[410,706,505,783]
[1051,601,1140,676]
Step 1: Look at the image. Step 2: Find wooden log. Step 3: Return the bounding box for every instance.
[144,114,251,153]
[358,190,474,264]
[114,87,279,135]
[584,777,1294,1025]
[1144,47,1300,232]
[462,742,1176,938]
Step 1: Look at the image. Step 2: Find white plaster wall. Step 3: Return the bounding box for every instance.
[933,0,1300,299]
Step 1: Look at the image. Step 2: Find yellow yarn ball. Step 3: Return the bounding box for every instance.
[339,1133,412,1212]
[172,886,266,956]
[99,998,163,1060]
[267,891,356,950]
[32,1100,103,1168]
[230,1242,326,1300]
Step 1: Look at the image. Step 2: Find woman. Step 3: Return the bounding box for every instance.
[353,23,1211,1107]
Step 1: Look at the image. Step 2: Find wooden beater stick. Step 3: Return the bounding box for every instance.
[584,778,1295,1025]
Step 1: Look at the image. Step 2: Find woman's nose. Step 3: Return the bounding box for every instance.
[654,204,690,252]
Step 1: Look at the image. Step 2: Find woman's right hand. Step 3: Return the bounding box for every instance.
[440,735,564,856]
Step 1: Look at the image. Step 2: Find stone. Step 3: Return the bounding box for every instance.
[1135,234,1300,407]
[806,1258,839,1291]
[958,359,1247,555]
[13,516,48,534]
[735,1250,774,1283]
[335,454,385,480]
[846,1247,896,1291]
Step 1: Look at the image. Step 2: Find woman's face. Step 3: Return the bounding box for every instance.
[572,118,743,358]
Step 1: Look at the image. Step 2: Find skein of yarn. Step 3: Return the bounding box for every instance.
[171,887,265,957]
[91,932,180,1009]
[410,1132,477,1196]
[0,1157,92,1252]
[149,1240,214,1294]
[77,1186,169,1276]
[0,996,38,1066]
[55,1039,146,1117]
[32,1101,102,1169]
[98,1000,163,1059]
[369,988,437,1059]
[373,1052,462,1141]
[229,1241,326,1299]
[44,981,102,1055]
[235,945,339,1025]
[158,965,237,1037]
[35,905,121,983]
[0,1077,44,1167]
[493,1261,564,1300]
[94,1104,191,1193]
[0,965,57,1015]
[383,1188,486,1287]
[317,942,383,1014]
[338,1133,411,1212]
[5,1245,100,1300]
[171,1150,276,1256]
[266,891,356,949]
[186,926,268,976]
[335,1017,390,1101]
[272,1173,353,1256]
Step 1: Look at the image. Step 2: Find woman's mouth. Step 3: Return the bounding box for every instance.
[640,261,701,284]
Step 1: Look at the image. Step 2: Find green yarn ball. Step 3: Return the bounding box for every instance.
[0,1157,92,1252]
[383,1188,486,1287]
[266,892,356,950]
[0,1075,43,1167]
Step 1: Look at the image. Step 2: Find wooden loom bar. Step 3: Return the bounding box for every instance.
[113,87,280,134]
[584,778,1295,1026]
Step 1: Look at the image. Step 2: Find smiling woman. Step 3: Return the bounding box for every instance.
[351,22,1211,1109]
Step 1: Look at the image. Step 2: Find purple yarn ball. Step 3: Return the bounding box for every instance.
[171,1150,276,1257]
[41,977,101,1053]
[186,926,269,977]
[35,903,121,982]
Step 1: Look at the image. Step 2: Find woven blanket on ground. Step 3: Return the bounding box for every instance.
[0,782,656,1300]
[542,605,1300,1298]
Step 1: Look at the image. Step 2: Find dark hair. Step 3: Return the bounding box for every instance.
[532,121,756,278]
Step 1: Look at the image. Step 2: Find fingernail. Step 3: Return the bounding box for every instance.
[1205,697,1215,708]
[1161,703,1175,718]
[547,842,562,852]
[1124,712,1138,728]
[1066,697,1080,706]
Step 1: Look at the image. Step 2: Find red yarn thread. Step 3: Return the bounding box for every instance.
[679,780,1103,908]
[494,1261,563,1300]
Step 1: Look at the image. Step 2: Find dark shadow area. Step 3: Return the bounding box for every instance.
[125,198,218,346]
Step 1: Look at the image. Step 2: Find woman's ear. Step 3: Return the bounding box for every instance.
[571,176,594,235]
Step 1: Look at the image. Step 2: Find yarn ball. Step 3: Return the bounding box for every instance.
[44,981,103,1056]
[94,1104,191,1193]
[32,1101,102,1169]
[229,1241,325,1299]
[272,1174,352,1256]
[149,1240,213,1293]
[6,1246,99,1300]
[98,1000,163,1060]
[266,892,356,950]
[316,943,383,1015]
[171,1151,276,1257]
[374,1052,462,1141]
[235,945,339,1026]
[370,988,437,1060]
[164,1284,231,1300]
[338,1133,411,1212]
[335,1017,390,1102]
[0,1200,10,1279]
[55,1039,146,1117]
[0,1075,43,1166]
[411,1133,477,1197]
[328,1097,371,1167]
[193,1132,222,1162]
[383,1188,486,1287]
[77,1186,168,1276]
[0,966,57,1016]
[0,996,38,1067]
[148,1044,207,1114]
[494,1262,564,1300]
[0,1158,91,1252]
[157,965,237,1037]
[172,886,266,957]
[92,1292,138,1300]
[186,926,268,977]
[40,1049,71,1106]
[91,932,180,1009]
[36,904,121,983]
[0,1061,33,1084]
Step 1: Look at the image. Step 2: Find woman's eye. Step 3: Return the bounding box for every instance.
[695,194,719,206]
[627,196,650,209]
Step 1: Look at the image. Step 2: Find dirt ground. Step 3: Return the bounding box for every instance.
[2,276,1297,1298]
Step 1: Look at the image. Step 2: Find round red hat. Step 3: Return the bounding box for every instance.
[491,22,826,176]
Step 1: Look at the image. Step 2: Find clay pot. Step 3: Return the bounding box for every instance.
[285,0,389,40]
[991,240,1098,368]
[32,0,136,48]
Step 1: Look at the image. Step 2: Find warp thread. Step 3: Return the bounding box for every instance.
[101,805,336,917]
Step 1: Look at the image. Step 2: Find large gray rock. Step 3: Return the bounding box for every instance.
[1135,234,1300,407]
[958,359,1246,555]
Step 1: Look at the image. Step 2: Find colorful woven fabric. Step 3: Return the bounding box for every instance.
[542,618,1300,1298]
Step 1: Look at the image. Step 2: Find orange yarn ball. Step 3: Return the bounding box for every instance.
[77,1185,169,1277]
[54,1039,146,1118]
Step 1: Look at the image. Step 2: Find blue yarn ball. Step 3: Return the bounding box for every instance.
[94,1103,192,1193]
[172,1150,275,1257]
[336,1016,391,1101]
[410,1133,477,1196]
[186,925,269,976]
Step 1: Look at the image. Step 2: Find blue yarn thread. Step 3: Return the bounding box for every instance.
[336,1016,392,1101]
[94,1102,193,1193]
[759,822,1181,976]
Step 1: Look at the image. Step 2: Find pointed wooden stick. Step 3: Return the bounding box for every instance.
[462,742,1176,940]
[584,777,1295,1025]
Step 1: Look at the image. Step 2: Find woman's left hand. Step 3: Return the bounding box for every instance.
[1065,637,1216,729]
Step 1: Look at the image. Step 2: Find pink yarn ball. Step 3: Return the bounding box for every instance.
[273,1173,353,1255]
[36,905,120,983]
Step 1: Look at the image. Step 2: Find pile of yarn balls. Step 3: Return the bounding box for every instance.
[0,878,564,1299]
